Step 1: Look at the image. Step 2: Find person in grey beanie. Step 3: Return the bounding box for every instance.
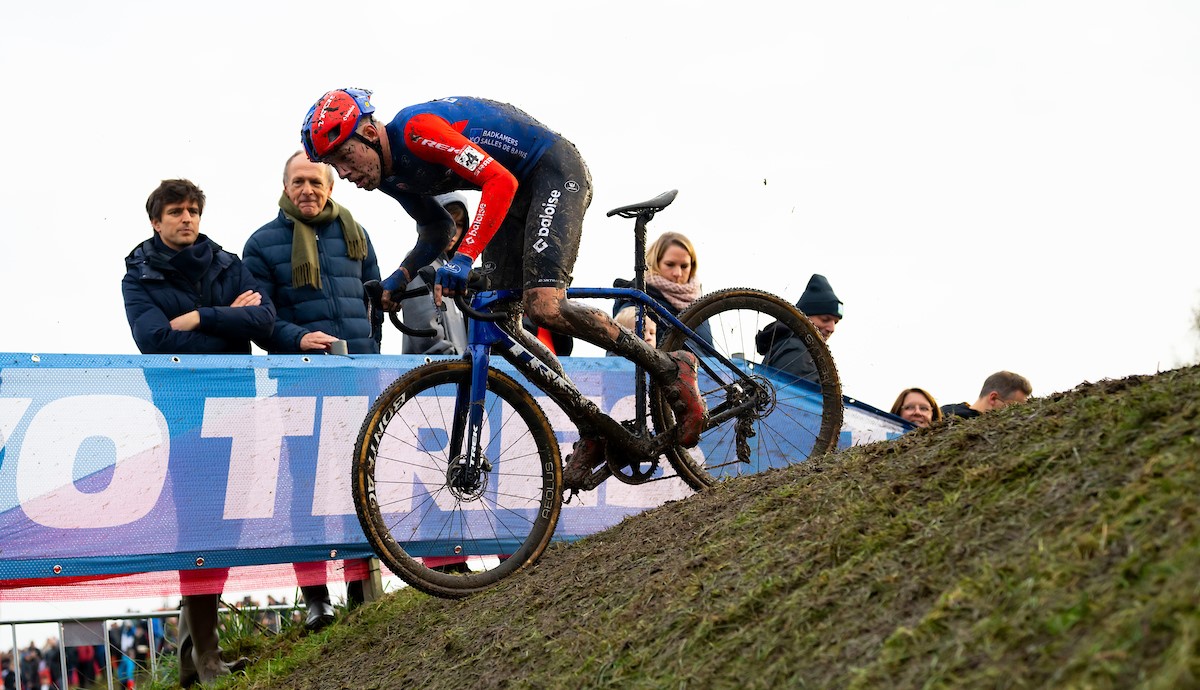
[401,192,470,355]
[754,273,843,383]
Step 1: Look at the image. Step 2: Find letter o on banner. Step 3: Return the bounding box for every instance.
[17,395,170,528]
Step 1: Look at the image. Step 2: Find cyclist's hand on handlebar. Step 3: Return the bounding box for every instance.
[381,268,410,310]
[434,252,474,305]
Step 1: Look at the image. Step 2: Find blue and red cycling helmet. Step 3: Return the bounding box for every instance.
[301,88,375,161]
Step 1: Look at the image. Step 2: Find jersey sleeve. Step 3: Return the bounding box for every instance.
[402,113,518,260]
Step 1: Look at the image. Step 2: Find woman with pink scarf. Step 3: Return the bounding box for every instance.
[613,231,711,348]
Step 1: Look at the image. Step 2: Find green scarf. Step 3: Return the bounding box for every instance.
[279,193,368,289]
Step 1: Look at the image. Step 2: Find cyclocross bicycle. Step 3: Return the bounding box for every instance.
[353,190,843,598]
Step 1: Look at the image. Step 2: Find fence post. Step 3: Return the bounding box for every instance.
[361,558,385,603]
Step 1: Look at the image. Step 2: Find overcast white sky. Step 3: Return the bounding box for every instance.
[2,1,1199,407]
[2,0,1199,650]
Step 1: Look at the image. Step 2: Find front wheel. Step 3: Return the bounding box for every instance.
[654,288,843,490]
[352,360,562,598]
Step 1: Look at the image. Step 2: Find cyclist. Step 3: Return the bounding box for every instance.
[299,89,705,482]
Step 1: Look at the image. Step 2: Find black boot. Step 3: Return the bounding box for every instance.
[300,584,335,632]
[176,599,196,687]
[346,579,366,608]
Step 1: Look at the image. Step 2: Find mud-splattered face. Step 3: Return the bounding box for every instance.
[324,136,382,191]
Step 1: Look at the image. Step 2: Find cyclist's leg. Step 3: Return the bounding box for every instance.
[511,141,705,447]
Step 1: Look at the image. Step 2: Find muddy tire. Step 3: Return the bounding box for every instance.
[353,360,562,598]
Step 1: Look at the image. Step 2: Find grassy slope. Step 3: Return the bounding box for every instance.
[194,365,1199,690]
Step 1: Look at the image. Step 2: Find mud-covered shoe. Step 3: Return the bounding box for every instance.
[563,436,606,491]
[666,351,706,447]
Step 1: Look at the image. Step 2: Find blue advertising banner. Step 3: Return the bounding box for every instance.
[0,353,906,583]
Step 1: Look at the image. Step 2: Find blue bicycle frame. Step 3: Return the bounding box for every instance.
[446,285,760,486]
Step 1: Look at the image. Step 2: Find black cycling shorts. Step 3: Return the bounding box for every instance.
[479,138,593,290]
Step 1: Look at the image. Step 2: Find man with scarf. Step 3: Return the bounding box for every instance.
[243,151,382,355]
[121,178,272,685]
[242,152,379,630]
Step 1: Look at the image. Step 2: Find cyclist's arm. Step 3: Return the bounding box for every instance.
[403,113,518,260]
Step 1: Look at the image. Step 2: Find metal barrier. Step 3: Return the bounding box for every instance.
[2,603,299,690]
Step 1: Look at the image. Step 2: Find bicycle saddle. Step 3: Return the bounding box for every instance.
[606,189,678,218]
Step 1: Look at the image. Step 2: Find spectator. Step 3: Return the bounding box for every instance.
[241,153,376,628]
[73,641,99,687]
[122,179,274,355]
[244,151,382,354]
[243,152,378,629]
[121,179,267,685]
[890,387,943,428]
[2,655,14,690]
[19,643,39,690]
[755,273,843,383]
[613,230,711,348]
[107,621,125,677]
[401,191,470,355]
[941,370,1033,419]
[41,638,60,690]
[118,628,137,688]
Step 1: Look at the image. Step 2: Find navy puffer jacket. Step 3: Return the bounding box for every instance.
[122,235,275,354]
[242,211,381,354]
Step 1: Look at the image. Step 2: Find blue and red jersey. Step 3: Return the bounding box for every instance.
[380,97,562,260]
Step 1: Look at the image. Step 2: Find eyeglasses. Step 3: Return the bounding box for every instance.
[901,404,932,413]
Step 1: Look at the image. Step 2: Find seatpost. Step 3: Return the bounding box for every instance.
[633,212,649,291]
[633,210,654,431]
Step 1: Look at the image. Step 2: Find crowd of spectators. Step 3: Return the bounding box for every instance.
[1,617,165,690]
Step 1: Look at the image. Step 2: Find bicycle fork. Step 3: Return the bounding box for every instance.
[444,343,494,497]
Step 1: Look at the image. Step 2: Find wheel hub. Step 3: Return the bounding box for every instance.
[446,454,491,500]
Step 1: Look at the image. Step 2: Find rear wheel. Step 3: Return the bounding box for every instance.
[654,288,843,490]
[352,360,562,598]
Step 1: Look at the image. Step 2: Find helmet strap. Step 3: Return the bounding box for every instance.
[352,132,386,175]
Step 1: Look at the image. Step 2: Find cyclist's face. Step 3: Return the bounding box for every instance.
[152,200,201,251]
[657,244,693,284]
[808,313,840,341]
[325,137,381,191]
[898,392,934,427]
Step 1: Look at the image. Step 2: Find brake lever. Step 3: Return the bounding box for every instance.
[365,279,440,338]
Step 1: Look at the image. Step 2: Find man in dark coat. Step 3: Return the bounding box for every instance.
[756,273,843,383]
[941,371,1033,419]
[121,178,270,685]
[242,151,381,355]
[242,152,379,627]
[122,180,275,354]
